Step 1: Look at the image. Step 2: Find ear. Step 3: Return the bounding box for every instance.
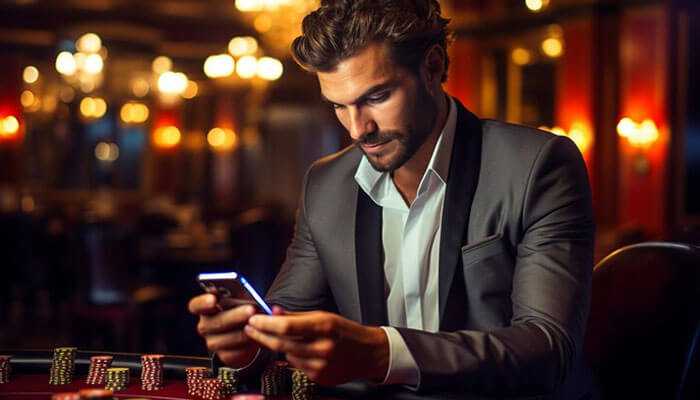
[422,44,446,89]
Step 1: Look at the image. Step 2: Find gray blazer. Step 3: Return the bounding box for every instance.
[266,100,595,398]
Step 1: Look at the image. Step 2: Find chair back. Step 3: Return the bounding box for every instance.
[584,241,700,399]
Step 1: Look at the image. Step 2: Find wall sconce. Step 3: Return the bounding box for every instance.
[616,117,659,175]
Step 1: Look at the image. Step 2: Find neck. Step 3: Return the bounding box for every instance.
[393,92,449,205]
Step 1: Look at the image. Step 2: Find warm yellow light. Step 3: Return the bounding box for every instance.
[204,54,235,78]
[236,56,258,79]
[228,37,258,57]
[74,52,87,69]
[80,97,107,118]
[550,126,567,136]
[158,71,188,95]
[235,0,264,12]
[183,81,198,99]
[511,48,532,66]
[568,123,592,153]
[21,90,36,108]
[256,57,283,81]
[616,117,636,138]
[542,37,564,58]
[154,126,182,149]
[131,78,150,98]
[95,142,119,162]
[83,54,104,74]
[525,0,549,12]
[94,98,107,118]
[0,116,20,137]
[56,51,77,75]
[77,33,102,53]
[254,15,272,32]
[80,97,96,117]
[23,66,39,84]
[625,119,659,148]
[207,127,238,151]
[152,56,173,74]
[120,102,149,124]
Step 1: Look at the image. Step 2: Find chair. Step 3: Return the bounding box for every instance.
[584,242,700,399]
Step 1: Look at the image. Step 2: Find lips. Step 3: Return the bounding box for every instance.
[361,140,391,154]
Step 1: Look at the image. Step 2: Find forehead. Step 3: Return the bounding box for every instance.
[317,43,402,104]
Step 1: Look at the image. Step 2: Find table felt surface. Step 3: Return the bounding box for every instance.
[0,374,303,400]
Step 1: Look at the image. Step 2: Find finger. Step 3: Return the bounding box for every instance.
[248,313,334,337]
[205,330,252,352]
[244,325,331,358]
[286,354,327,380]
[198,305,256,335]
[188,294,219,315]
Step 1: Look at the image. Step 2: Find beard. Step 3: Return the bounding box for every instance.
[355,84,439,172]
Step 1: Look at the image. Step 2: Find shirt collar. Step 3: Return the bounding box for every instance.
[354,96,458,204]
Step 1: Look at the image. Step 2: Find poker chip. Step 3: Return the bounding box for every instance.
[78,388,115,399]
[140,354,164,391]
[200,377,225,400]
[104,367,130,391]
[49,347,77,385]
[260,360,290,396]
[291,368,317,400]
[86,355,113,385]
[51,392,80,400]
[0,355,12,384]
[185,366,210,398]
[218,366,240,396]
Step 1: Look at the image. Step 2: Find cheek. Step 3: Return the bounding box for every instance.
[376,93,411,131]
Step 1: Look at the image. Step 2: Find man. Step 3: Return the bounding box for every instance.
[189,0,595,397]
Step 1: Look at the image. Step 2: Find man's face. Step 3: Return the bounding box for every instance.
[317,42,438,172]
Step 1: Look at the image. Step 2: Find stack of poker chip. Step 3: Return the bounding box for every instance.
[104,367,130,391]
[291,368,317,400]
[260,360,290,396]
[185,366,210,398]
[78,388,115,399]
[0,355,12,384]
[86,355,113,385]
[49,347,77,385]
[140,354,165,390]
[218,366,239,396]
[200,377,227,400]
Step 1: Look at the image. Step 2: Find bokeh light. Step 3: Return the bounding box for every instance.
[204,55,235,79]
[256,57,283,81]
[152,56,173,74]
[76,33,102,53]
[207,128,238,151]
[228,37,258,57]
[56,51,77,76]
[511,48,532,66]
[542,37,564,58]
[153,126,182,149]
[23,66,39,84]
[158,72,188,95]
[236,56,258,79]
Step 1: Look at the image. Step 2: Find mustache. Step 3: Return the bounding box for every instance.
[353,131,400,147]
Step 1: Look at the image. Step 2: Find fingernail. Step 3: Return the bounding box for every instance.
[246,305,255,315]
[249,315,259,325]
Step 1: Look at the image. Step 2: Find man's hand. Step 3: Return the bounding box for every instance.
[244,309,389,386]
[188,293,260,368]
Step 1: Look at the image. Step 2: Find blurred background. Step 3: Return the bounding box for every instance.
[0,0,698,357]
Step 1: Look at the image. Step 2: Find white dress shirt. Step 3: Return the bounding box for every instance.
[354,97,457,387]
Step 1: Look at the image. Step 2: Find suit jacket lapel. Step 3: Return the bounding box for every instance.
[355,189,388,326]
[438,100,483,326]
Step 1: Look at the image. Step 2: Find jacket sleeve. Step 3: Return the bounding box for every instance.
[265,164,334,311]
[396,136,595,396]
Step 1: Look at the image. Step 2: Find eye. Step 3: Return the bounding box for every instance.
[367,91,390,104]
[330,103,344,110]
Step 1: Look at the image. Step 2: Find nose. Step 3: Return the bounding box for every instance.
[346,107,376,142]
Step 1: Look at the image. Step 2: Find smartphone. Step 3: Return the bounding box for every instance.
[197,271,273,315]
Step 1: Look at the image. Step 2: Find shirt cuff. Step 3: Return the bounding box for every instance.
[379,326,420,388]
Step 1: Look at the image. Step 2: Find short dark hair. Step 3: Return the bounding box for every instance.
[291,0,452,82]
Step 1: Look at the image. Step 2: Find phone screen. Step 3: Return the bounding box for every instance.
[198,271,273,315]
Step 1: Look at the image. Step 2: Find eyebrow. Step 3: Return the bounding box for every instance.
[321,81,396,107]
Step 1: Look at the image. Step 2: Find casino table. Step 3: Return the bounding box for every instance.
[0,350,547,400]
